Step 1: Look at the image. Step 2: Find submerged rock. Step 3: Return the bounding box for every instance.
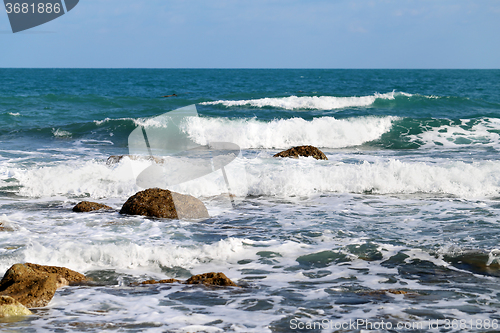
[186,272,238,287]
[273,145,328,160]
[139,278,182,285]
[0,263,88,308]
[73,201,113,212]
[119,188,209,219]
[136,272,238,287]
[0,296,32,317]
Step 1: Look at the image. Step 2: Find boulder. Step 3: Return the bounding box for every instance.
[186,272,238,287]
[119,188,209,219]
[72,201,112,212]
[0,263,88,308]
[0,296,32,317]
[273,145,328,160]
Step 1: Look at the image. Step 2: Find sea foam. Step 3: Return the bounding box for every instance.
[11,156,500,200]
[182,116,396,149]
[201,92,411,110]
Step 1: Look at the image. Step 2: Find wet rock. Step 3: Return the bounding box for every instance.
[139,279,181,285]
[0,263,88,308]
[273,145,328,160]
[106,155,164,166]
[186,272,238,287]
[0,296,32,317]
[119,188,209,219]
[73,201,113,212]
[136,272,238,287]
[361,289,411,296]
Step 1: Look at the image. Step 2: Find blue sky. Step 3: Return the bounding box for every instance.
[1,0,499,68]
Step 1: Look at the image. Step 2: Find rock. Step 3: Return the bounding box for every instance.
[0,296,32,317]
[0,263,88,308]
[273,145,328,160]
[136,272,238,287]
[119,188,209,220]
[186,272,238,287]
[361,289,411,296]
[106,155,164,166]
[139,278,181,285]
[72,201,112,212]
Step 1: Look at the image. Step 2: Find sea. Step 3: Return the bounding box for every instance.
[1,69,500,332]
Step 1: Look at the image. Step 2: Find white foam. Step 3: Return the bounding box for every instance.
[16,237,253,274]
[13,160,139,199]
[201,92,409,110]
[182,116,396,149]
[243,158,500,198]
[8,154,500,200]
[409,118,500,149]
[52,128,72,138]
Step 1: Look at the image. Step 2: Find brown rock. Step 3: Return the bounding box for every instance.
[73,201,112,212]
[186,272,238,287]
[362,289,410,295]
[0,263,88,308]
[0,295,32,317]
[119,188,209,219]
[274,145,328,160]
[140,279,181,285]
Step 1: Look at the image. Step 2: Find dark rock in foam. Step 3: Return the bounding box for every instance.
[273,145,328,160]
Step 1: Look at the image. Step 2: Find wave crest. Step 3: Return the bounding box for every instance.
[201,92,412,110]
[183,116,396,149]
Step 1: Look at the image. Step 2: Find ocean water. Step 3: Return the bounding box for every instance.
[1,69,500,332]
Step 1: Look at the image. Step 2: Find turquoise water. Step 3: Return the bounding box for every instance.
[1,69,500,332]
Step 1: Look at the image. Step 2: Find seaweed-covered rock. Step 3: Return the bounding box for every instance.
[0,263,88,308]
[186,272,238,287]
[273,145,328,160]
[73,201,112,212]
[0,296,32,317]
[119,188,209,219]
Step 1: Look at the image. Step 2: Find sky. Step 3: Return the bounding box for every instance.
[1,0,499,68]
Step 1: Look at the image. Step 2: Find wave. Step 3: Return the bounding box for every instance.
[201,91,413,110]
[377,117,500,149]
[9,156,500,200]
[182,116,396,149]
[4,112,500,152]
